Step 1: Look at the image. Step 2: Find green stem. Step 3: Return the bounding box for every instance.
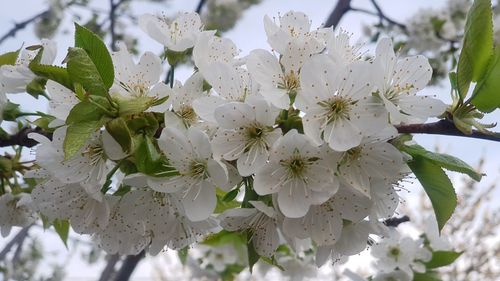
[100,161,122,194]
[16,112,45,117]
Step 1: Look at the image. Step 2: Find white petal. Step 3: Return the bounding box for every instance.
[192,96,227,123]
[324,118,362,152]
[207,159,229,190]
[277,183,311,218]
[181,181,216,221]
[214,102,255,129]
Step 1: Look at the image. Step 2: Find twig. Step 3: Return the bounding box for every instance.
[0,127,52,148]
[384,215,410,227]
[98,254,121,281]
[323,0,352,28]
[0,10,51,45]
[113,251,145,281]
[369,0,407,31]
[109,0,129,51]
[0,224,33,261]
[396,120,500,142]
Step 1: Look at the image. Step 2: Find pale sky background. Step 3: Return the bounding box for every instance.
[0,0,499,280]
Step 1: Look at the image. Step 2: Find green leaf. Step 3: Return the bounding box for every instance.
[425,250,463,269]
[64,119,104,159]
[105,117,132,153]
[222,188,240,202]
[0,49,20,66]
[32,116,56,132]
[408,156,457,232]
[247,238,260,273]
[74,23,114,88]
[178,247,189,265]
[134,135,176,176]
[414,271,442,281]
[471,46,500,112]
[52,219,70,247]
[26,77,48,99]
[456,0,493,99]
[66,100,106,124]
[66,47,109,97]
[215,189,241,213]
[203,230,246,247]
[402,144,482,181]
[29,48,74,91]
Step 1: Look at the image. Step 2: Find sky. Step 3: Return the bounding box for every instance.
[0,0,499,280]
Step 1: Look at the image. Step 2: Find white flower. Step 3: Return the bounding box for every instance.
[0,92,7,123]
[263,11,330,56]
[246,49,301,109]
[0,39,57,94]
[211,95,281,176]
[297,54,388,151]
[282,183,372,246]
[0,193,36,237]
[371,231,432,279]
[373,38,447,124]
[46,80,79,126]
[110,43,170,114]
[29,126,123,194]
[254,129,337,218]
[334,129,406,198]
[193,31,239,78]
[315,220,372,266]
[326,29,362,66]
[164,72,209,130]
[94,196,150,255]
[192,64,257,124]
[370,179,400,219]
[372,270,411,281]
[139,12,203,52]
[148,126,234,222]
[219,201,280,258]
[118,189,218,254]
[30,177,110,234]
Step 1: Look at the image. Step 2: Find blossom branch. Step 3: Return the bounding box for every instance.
[0,10,50,45]
[0,224,33,261]
[0,127,52,148]
[396,120,500,142]
[323,0,352,28]
[113,251,145,281]
[109,0,129,51]
[369,0,407,31]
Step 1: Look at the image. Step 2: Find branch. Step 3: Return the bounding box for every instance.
[323,0,352,28]
[195,0,207,13]
[369,0,406,31]
[0,127,52,148]
[109,0,129,51]
[0,10,51,45]
[383,215,410,227]
[0,224,33,261]
[98,254,121,281]
[396,120,500,142]
[0,127,52,147]
[113,251,145,281]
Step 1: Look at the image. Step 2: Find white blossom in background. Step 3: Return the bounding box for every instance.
[297,54,388,151]
[0,193,36,237]
[254,129,337,218]
[193,31,239,76]
[0,39,57,94]
[373,38,447,124]
[139,12,203,52]
[371,231,432,279]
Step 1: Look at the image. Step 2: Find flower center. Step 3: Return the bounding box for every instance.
[81,143,105,166]
[278,71,300,92]
[319,97,352,124]
[244,123,270,152]
[178,105,197,125]
[388,246,401,260]
[280,149,319,181]
[188,160,208,179]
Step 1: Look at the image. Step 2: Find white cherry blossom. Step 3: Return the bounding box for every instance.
[297,54,389,151]
[254,129,338,218]
[111,43,170,114]
[139,12,203,52]
[373,38,447,124]
[148,126,233,221]
[0,193,36,237]
[219,201,280,258]
[211,95,281,176]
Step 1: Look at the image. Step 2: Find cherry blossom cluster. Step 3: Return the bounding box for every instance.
[0,10,448,264]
